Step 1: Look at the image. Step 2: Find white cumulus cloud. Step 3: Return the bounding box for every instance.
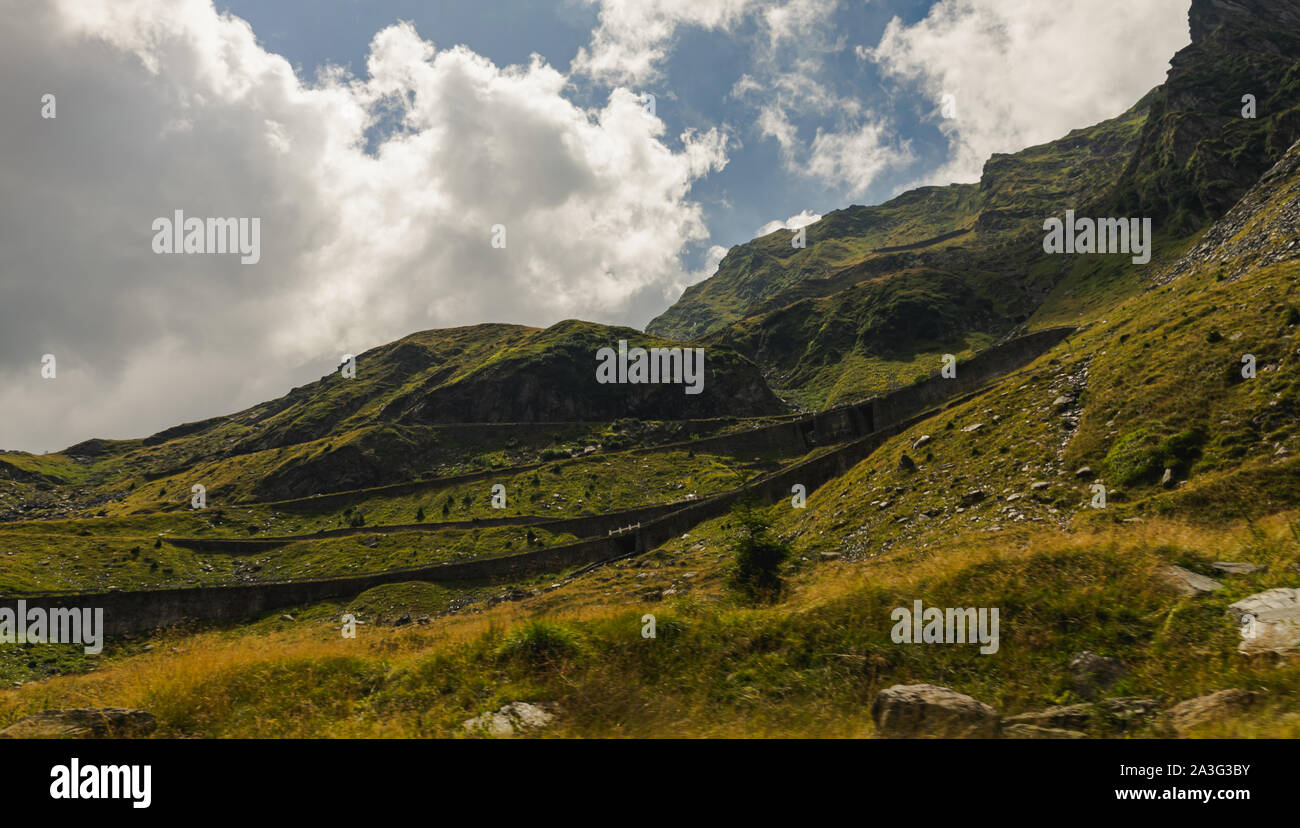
[0,0,727,451]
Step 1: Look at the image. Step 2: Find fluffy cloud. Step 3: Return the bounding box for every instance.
[866,0,1191,183]
[755,209,821,236]
[572,0,755,85]
[0,0,726,451]
[807,122,914,196]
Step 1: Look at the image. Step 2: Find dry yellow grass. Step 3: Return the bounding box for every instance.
[2,510,1297,738]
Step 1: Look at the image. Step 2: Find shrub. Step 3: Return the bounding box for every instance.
[1104,427,1206,486]
[495,620,586,667]
[726,501,791,604]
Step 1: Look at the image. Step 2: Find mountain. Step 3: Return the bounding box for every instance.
[1111,0,1300,232]
[0,319,782,516]
[646,95,1149,341]
[649,0,1300,410]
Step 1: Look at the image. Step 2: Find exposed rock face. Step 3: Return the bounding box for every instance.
[1165,689,1259,736]
[1113,0,1300,230]
[0,708,157,739]
[1229,588,1300,653]
[462,702,560,737]
[1190,0,1300,44]
[1159,138,1300,285]
[870,684,998,739]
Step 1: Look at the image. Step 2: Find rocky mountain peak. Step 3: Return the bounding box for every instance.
[1189,0,1300,45]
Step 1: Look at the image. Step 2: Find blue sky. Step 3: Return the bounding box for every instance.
[218,0,956,272]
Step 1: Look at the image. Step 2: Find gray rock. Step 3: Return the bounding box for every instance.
[1005,697,1158,734]
[1160,565,1224,596]
[1003,704,1095,731]
[1211,561,1266,576]
[1074,466,1094,479]
[1161,467,1174,488]
[0,708,157,739]
[1097,697,1162,728]
[1030,481,1050,491]
[1228,588,1300,653]
[1069,651,1124,697]
[1002,724,1085,739]
[463,702,560,737]
[870,684,998,739]
[1166,690,1259,736]
[818,551,842,562]
[912,435,932,449]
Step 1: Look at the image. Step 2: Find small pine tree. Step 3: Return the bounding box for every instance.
[416,506,425,522]
[727,501,791,604]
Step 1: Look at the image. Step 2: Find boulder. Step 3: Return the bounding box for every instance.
[870,684,998,739]
[1160,565,1223,597]
[1165,690,1259,736]
[1228,588,1300,653]
[0,708,157,739]
[1068,651,1124,697]
[463,702,560,737]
